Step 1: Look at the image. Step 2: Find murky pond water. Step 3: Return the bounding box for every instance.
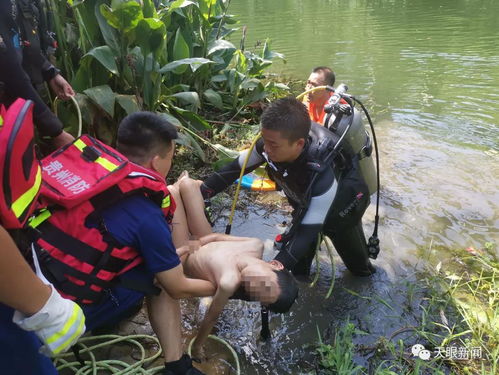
[180,0,499,374]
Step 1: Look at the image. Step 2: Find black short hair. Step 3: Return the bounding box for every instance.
[117,112,178,165]
[267,269,298,313]
[312,66,335,86]
[261,97,310,143]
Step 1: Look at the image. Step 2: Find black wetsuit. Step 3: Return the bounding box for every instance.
[202,122,375,276]
[0,0,63,138]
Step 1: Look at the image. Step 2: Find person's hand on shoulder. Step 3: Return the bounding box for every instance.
[12,285,85,356]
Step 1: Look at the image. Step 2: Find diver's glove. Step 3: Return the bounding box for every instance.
[12,284,86,356]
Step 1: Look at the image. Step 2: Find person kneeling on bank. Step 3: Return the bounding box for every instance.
[29,112,215,375]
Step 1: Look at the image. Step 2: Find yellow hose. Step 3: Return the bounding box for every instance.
[226,133,261,232]
[295,85,329,101]
[227,86,329,231]
[187,335,241,375]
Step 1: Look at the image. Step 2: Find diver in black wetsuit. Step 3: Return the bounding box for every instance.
[201,97,376,277]
[0,0,74,148]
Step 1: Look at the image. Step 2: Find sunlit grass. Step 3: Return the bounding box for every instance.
[314,242,498,375]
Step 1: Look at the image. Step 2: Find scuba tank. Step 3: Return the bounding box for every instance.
[324,84,381,260]
[324,84,377,195]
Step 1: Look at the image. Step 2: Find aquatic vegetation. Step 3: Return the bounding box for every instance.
[314,243,498,375]
[47,0,288,157]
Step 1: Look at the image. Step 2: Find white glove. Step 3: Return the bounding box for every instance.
[12,284,86,356]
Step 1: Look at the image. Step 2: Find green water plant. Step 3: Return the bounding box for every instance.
[47,0,287,159]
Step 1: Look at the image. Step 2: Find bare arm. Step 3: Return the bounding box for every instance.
[0,227,51,315]
[199,233,257,246]
[155,263,216,299]
[191,273,240,359]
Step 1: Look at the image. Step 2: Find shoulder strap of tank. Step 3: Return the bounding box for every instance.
[305,123,339,173]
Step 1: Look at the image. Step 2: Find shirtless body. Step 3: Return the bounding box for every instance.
[168,175,296,359]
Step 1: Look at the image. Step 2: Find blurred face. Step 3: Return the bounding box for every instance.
[240,260,284,305]
[306,71,330,104]
[152,141,175,178]
[261,128,304,163]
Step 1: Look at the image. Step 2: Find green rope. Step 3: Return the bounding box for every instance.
[53,334,163,375]
[323,236,336,299]
[187,335,241,375]
[309,232,323,288]
[308,234,336,299]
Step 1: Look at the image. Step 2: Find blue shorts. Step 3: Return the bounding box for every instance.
[81,267,151,331]
[0,303,57,375]
[82,286,145,331]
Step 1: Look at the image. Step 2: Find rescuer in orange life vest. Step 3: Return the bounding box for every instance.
[303,66,336,124]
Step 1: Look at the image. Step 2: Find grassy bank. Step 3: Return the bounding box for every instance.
[315,243,498,375]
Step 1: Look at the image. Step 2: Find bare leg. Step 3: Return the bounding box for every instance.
[168,185,191,248]
[178,178,212,238]
[146,289,182,362]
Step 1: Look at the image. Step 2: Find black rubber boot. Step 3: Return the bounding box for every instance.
[326,221,376,277]
[290,241,318,277]
[162,354,204,375]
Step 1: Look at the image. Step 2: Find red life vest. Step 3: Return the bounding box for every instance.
[29,135,176,304]
[0,98,41,229]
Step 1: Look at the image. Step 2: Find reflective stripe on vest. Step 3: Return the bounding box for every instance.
[12,165,42,218]
[29,208,51,229]
[162,195,170,209]
[73,139,120,172]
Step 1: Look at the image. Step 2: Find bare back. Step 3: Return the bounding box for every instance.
[182,238,263,287]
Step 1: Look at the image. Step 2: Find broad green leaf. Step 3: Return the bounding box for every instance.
[203,89,223,109]
[176,131,206,162]
[135,18,166,57]
[212,144,239,158]
[174,107,210,130]
[83,85,117,117]
[207,39,236,56]
[240,78,260,90]
[95,2,120,55]
[116,95,140,114]
[142,0,157,18]
[172,92,200,110]
[173,29,190,61]
[167,0,196,15]
[158,112,182,127]
[100,1,143,32]
[210,74,227,83]
[212,157,236,171]
[241,85,267,106]
[262,39,286,61]
[197,0,217,20]
[84,46,119,75]
[159,58,213,74]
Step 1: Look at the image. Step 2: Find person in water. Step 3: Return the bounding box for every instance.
[169,174,298,360]
[303,66,335,124]
[200,97,376,278]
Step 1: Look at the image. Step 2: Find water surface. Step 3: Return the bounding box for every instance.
[188,1,499,373]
